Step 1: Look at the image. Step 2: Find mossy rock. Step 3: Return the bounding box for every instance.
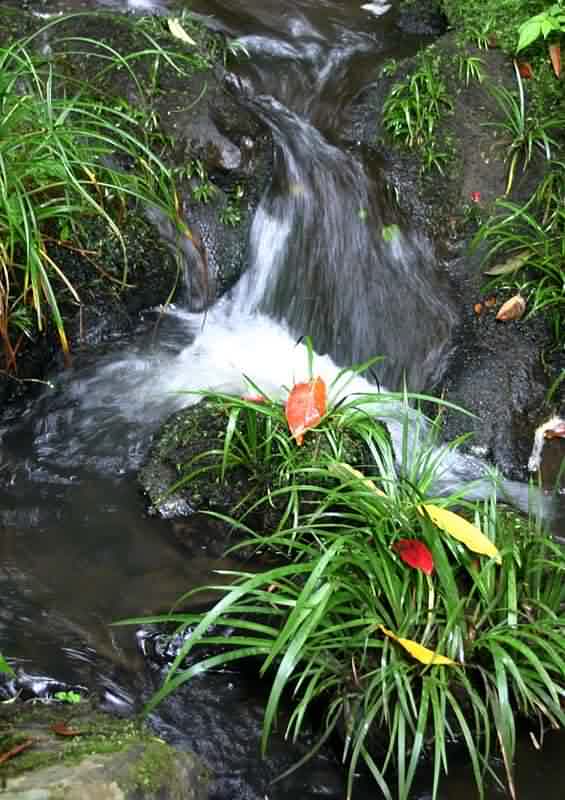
[0,701,209,800]
[139,398,375,527]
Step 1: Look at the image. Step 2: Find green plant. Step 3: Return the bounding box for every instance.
[517,2,565,51]
[484,64,562,194]
[0,652,13,676]
[219,183,244,227]
[472,160,565,342]
[457,53,484,85]
[0,17,202,367]
[121,411,565,800]
[382,54,453,174]
[119,358,565,800]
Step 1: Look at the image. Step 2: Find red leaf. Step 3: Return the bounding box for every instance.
[549,43,561,78]
[393,539,434,576]
[50,722,82,737]
[517,61,533,79]
[285,377,327,445]
[470,191,481,203]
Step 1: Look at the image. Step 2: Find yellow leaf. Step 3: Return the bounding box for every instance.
[329,462,386,496]
[379,626,457,666]
[419,504,501,564]
[168,18,197,46]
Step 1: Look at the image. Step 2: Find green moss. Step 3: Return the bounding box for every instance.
[0,706,154,779]
[127,740,179,794]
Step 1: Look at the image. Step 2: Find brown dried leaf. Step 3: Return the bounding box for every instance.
[549,43,561,78]
[496,294,526,322]
[544,419,565,440]
[473,303,483,316]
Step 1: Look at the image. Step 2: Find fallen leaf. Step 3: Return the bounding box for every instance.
[544,418,565,439]
[484,295,497,308]
[285,377,327,445]
[549,42,561,78]
[474,302,483,316]
[496,294,526,322]
[329,462,386,496]
[50,722,82,737]
[167,18,197,46]
[483,250,529,276]
[418,504,501,564]
[517,61,533,79]
[393,539,434,575]
[379,626,457,665]
[0,738,34,765]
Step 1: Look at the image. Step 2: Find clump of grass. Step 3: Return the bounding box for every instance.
[0,14,215,369]
[483,63,563,195]
[120,367,565,800]
[472,158,565,343]
[382,52,453,174]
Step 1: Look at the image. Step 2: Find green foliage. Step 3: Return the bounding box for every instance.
[382,53,453,174]
[473,159,565,343]
[0,652,14,676]
[457,52,484,85]
[0,14,214,368]
[517,3,565,51]
[219,183,245,227]
[483,66,563,194]
[53,690,82,704]
[120,370,565,800]
[441,0,556,54]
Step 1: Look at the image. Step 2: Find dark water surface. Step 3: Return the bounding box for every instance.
[1,1,564,798]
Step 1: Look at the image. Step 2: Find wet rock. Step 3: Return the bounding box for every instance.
[0,701,209,800]
[395,0,447,35]
[441,318,550,481]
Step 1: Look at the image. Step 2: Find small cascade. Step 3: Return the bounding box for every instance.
[232,95,455,389]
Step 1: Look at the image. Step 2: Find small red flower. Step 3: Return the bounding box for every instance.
[393,539,434,576]
[470,191,481,203]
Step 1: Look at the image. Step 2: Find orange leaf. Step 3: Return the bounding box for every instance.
[496,294,526,322]
[285,377,327,445]
[549,43,561,78]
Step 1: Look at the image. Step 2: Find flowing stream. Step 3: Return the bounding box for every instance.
[1,1,564,797]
